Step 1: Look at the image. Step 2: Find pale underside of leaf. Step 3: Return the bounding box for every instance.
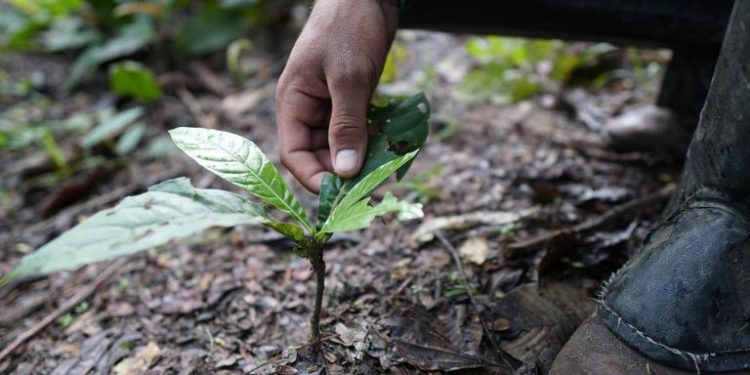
[168,127,313,233]
[9,178,268,279]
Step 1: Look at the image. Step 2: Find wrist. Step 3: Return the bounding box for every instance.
[380,0,400,8]
[310,0,399,39]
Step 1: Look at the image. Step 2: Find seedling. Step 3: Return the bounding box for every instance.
[3,93,431,342]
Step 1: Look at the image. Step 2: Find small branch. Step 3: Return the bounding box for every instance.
[0,258,127,364]
[504,183,676,258]
[435,230,518,371]
[177,87,216,129]
[309,248,326,344]
[244,334,336,374]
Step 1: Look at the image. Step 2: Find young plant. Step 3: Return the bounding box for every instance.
[3,93,431,342]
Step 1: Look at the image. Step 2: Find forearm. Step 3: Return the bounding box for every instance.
[398,0,731,51]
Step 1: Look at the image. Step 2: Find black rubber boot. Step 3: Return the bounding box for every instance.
[603,104,690,158]
[604,51,718,159]
[402,1,730,160]
[552,1,750,373]
[600,201,750,372]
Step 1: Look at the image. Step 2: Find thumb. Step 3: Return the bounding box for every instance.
[328,87,369,178]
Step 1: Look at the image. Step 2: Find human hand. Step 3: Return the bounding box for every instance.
[275,0,399,193]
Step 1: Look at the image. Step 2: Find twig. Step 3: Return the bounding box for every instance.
[0,258,127,364]
[504,183,676,258]
[392,337,507,368]
[177,87,216,128]
[0,275,46,300]
[435,230,518,371]
[243,358,273,374]
[243,334,337,374]
[392,276,415,297]
[190,62,232,96]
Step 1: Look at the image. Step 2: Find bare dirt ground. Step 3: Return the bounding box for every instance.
[0,30,680,374]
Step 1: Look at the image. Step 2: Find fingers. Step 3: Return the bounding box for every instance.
[277,90,331,193]
[311,129,334,171]
[328,72,371,178]
[281,150,328,193]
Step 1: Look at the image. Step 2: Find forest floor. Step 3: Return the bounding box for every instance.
[0,27,680,375]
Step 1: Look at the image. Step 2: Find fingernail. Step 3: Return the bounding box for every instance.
[335,149,358,173]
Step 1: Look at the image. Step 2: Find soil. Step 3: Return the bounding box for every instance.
[0,28,680,375]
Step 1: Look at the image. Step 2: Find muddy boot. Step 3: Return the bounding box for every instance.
[603,104,690,158]
[603,51,717,159]
[551,1,750,374]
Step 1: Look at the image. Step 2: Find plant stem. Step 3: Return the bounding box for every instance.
[309,248,326,343]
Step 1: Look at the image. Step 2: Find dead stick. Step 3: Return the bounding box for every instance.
[243,334,336,374]
[0,258,127,364]
[505,183,676,258]
[392,338,507,368]
[177,88,215,128]
[435,230,518,371]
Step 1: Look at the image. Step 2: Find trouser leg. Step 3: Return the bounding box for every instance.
[678,1,750,209]
[401,1,732,158]
[597,2,750,372]
[399,0,732,52]
[656,50,718,133]
[551,2,750,373]
[604,49,720,158]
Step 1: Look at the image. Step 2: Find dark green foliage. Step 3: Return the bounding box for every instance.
[316,93,430,229]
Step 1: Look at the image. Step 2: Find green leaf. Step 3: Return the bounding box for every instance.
[317,93,430,227]
[8,177,268,279]
[379,42,408,84]
[41,128,69,174]
[1,17,46,52]
[91,16,155,61]
[0,7,28,36]
[363,93,430,180]
[109,61,161,102]
[150,177,270,218]
[316,173,344,229]
[334,151,418,216]
[169,127,314,233]
[177,7,246,55]
[86,0,119,27]
[82,106,143,148]
[320,150,419,234]
[42,17,101,52]
[115,122,146,156]
[264,222,306,243]
[66,16,154,89]
[9,0,83,18]
[320,192,422,233]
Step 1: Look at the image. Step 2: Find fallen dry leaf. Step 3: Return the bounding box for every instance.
[410,208,538,244]
[114,341,160,375]
[459,237,489,265]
